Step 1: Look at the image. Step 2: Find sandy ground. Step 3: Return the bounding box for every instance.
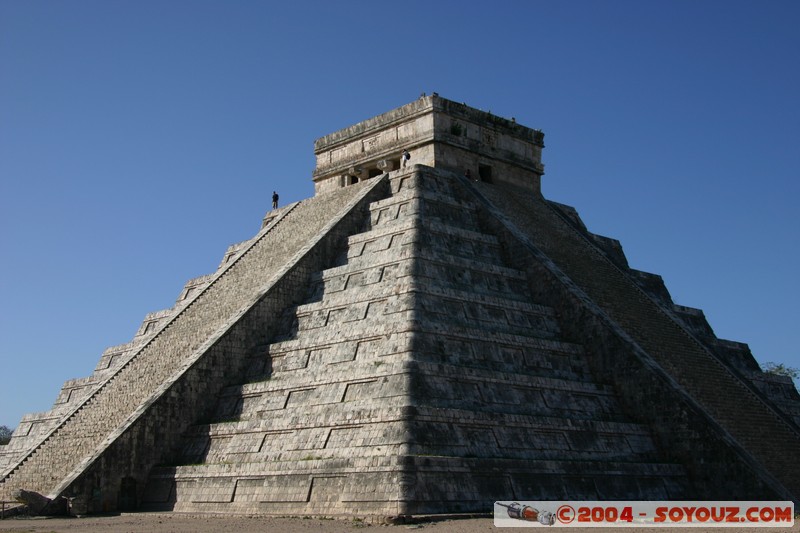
[0,514,798,533]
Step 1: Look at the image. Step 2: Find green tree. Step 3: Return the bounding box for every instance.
[0,425,12,445]
[762,362,800,393]
[762,362,800,380]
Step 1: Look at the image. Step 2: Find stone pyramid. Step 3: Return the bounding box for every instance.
[2,95,798,518]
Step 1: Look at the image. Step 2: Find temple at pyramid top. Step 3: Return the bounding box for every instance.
[312,94,545,195]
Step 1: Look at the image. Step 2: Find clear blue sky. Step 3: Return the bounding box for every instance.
[1,0,798,429]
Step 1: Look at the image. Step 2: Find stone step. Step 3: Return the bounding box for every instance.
[371,180,482,231]
[174,403,664,465]
[140,454,688,514]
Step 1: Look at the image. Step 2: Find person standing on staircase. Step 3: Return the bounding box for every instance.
[401,149,411,168]
[272,191,279,209]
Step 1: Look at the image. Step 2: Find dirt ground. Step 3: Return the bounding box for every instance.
[0,513,797,533]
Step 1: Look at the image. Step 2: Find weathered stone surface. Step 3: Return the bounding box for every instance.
[12,489,67,515]
[312,95,544,195]
[2,96,798,519]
